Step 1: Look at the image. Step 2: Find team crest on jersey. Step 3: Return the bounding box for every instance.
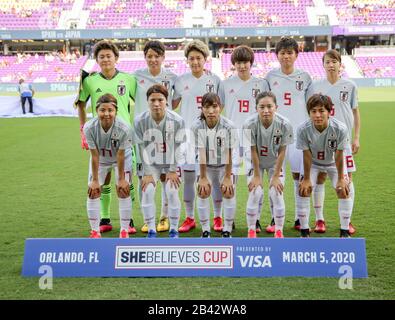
[296,81,304,91]
[327,133,337,151]
[252,88,260,98]
[216,137,224,147]
[161,80,170,90]
[206,83,215,93]
[111,138,119,149]
[273,129,282,145]
[340,91,349,102]
[117,81,126,96]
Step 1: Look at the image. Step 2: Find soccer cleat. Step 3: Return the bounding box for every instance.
[201,231,211,238]
[128,219,137,234]
[147,230,157,238]
[169,229,179,238]
[256,220,262,233]
[300,228,310,238]
[141,223,148,233]
[221,231,231,238]
[340,229,351,238]
[99,218,112,233]
[178,217,196,233]
[265,218,275,233]
[119,229,129,238]
[349,222,356,235]
[274,230,284,238]
[294,219,301,231]
[89,230,101,238]
[314,220,326,233]
[248,229,257,238]
[157,217,170,232]
[213,216,223,232]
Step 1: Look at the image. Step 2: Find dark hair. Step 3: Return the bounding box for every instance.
[146,84,168,101]
[200,92,221,121]
[255,91,277,107]
[231,45,254,65]
[323,49,341,64]
[144,40,166,57]
[306,94,333,113]
[275,36,299,55]
[93,40,120,60]
[96,93,118,110]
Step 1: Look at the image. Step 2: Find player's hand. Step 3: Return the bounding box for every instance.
[116,179,130,198]
[166,171,181,189]
[336,178,350,199]
[221,176,234,199]
[352,138,360,154]
[299,178,312,197]
[88,180,101,198]
[197,177,211,198]
[80,125,89,150]
[248,175,262,192]
[270,176,284,195]
[141,175,155,192]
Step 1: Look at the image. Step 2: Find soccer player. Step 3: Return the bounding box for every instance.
[75,40,137,234]
[243,92,293,238]
[134,84,186,238]
[133,40,178,234]
[307,49,359,234]
[297,94,352,238]
[172,40,222,233]
[192,93,237,238]
[84,93,134,239]
[219,45,269,233]
[265,36,312,233]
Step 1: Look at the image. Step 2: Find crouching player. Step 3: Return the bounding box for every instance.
[135,84,186,238]
[243,92,294,238]
[297,94,352,238]
[192,93,237,238]
[84,94,135,238]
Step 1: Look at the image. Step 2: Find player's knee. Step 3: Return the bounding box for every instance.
[269,187,285,207]
[248,185,263,204]
[165,181,179,200]
[142,183,155,203]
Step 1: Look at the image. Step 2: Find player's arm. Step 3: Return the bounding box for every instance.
[172,97,181,110]
[352,107,360,154]
[335,149,349,198]
[88,149,101,198]
[248,145,262,192]
[198,147,211,198]
[270,145,286,195]
[116,149,129,198]
[299,150,313,197]
[75,70,91,150]
[222,148,234,198]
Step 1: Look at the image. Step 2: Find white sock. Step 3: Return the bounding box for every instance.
[118,197,131,231]
[257,194,264,220]
[349,181,355,213]
[142,183,156,231]
[165,181,181,231]
[339,198,353,230]
[270,187,285,232]
[294,180,300,221]
[223,197,236,232]
[183,170,196,219]
[87,197,100,232]
[297,195,310,230]
[313,184,325,221]
[197,197,210,232]
[246,186,263,230]
[160,180,169,218]
[138,177,143,206]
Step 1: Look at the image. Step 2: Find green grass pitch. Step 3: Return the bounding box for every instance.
[0,88,394,299]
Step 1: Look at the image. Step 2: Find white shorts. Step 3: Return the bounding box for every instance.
[87,152,132,186]
[283,142,303,174]
[308,164,349,189]
[246,167,285,185]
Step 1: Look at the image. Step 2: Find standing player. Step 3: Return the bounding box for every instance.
[265,37,312,232]
[297,94,352,237]
[135,84,186,238]
[133,40,178,234]
[192,93,237,237]
[75,40,137,235]
[219,45,270,233]
[243,92,293,238]
[172,40,222,233]
[307,49,359,234]
[84,94,134,238]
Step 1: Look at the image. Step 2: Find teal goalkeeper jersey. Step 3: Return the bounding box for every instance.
[77,70,137,124]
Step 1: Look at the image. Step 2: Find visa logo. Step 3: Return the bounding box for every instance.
[237,255,272,268]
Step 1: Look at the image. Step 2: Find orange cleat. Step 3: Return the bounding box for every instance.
[213,217,223,232]
[178,217,196,233]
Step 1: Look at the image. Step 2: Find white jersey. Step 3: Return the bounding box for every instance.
[219,75,269,128]
[134,109,186,174]
[296,118,348,167]
[133,67,177,116]
[84,116,134,165]
[265,68,312,131]
[308,78,358,140]
[191,115,237,167]
[243,113,294,169]
[173,71,221,129]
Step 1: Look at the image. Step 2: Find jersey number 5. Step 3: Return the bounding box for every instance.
[284,93,292,106]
